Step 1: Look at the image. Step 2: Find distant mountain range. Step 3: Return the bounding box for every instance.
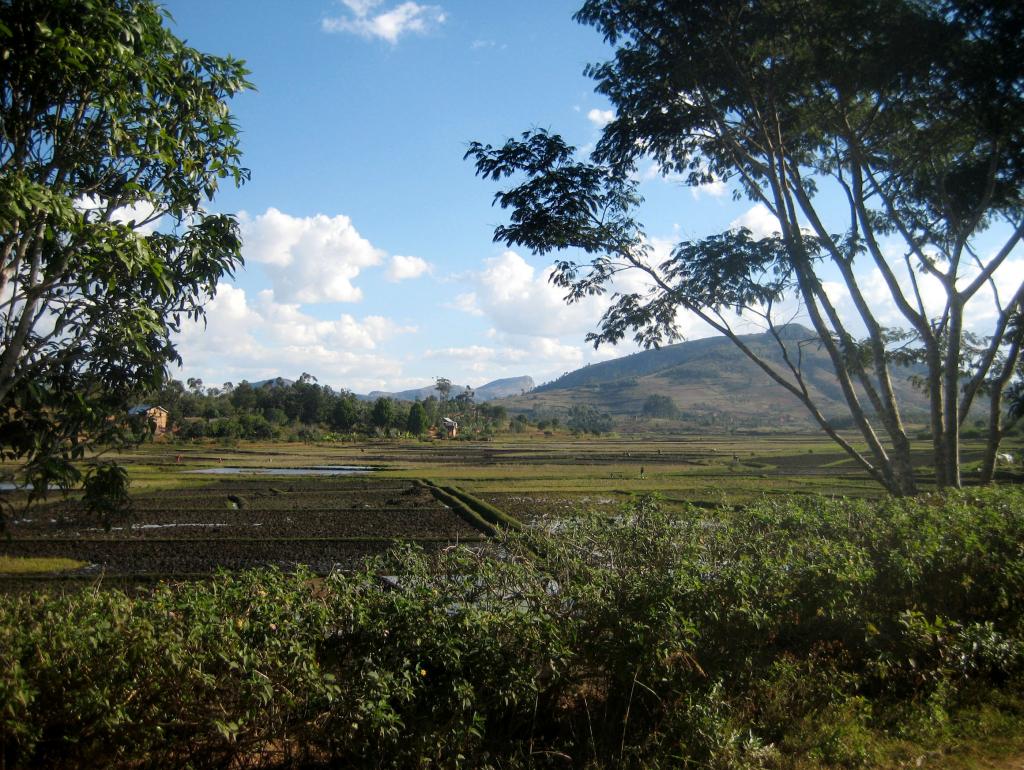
[244,376,535,403]
[499,325,933,429]
[244,326,939,430]
[363,376,535,403]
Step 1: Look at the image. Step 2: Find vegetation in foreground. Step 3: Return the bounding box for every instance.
[2,487,1023,769]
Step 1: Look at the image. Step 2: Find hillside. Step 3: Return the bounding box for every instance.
[502,326,932,429]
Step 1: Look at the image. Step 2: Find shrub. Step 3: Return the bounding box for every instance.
[2,489,1023,767]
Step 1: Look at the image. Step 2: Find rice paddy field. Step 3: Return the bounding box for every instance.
[1,430,1018,591]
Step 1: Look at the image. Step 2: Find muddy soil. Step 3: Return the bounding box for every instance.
[0,478,487,584]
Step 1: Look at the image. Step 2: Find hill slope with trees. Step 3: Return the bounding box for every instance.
[507,326,933,430]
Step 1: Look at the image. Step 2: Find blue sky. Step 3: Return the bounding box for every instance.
[164,0,753,393]
[164,0,1022,395]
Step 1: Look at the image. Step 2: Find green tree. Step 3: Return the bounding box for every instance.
[642,394,678,420]
[328,391,362,432]
[406,401,428,435]
[453,386,476,428]
[293,373,325,425]
[371,397,395,433]
[479,402,508,430]
[469,0,1024,495]
[434,377,452,425]
[567,404,614,435]
[0,0,250,519]
[230,381,258,413]
[421,395,440,427]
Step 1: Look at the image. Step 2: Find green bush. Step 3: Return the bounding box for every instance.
[2,488,1023,768]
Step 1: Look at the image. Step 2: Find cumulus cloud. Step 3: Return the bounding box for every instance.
[174,284,415,391]
[857,246,1024,332]
[433,250,660,382]
[422,334,595,381]
[730,203,781,239]
[322,0,446,43]
[587,108,615,127]
[240,208,384,304]
[691,178,727,199]
[638,159,725,198]
[457,251,608,338]
[385,254,430,282]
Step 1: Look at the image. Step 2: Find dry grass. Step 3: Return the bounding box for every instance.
[0,556,87,574]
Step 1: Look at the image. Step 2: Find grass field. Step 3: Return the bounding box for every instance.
[0,556,87,574]
[111,429,1018,504]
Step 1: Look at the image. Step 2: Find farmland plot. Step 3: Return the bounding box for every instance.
[0,477,486,590]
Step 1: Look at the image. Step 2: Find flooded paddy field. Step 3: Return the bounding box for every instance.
[0,476,487,590]
[2,430,1011,591]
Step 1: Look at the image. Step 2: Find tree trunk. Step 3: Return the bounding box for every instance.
[943,300,964,488]
[926,344,948,488]
[979,396,1003,484]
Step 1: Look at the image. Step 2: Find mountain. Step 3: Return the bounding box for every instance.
[364,376,535,403]
[250,377,295,389]
[475,376,536,401]
[500,326,933,429]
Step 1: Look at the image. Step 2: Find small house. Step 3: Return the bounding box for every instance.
[128,404,169,435]
[441,417,458,438]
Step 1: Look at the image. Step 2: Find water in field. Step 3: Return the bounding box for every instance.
[183,465,373,476]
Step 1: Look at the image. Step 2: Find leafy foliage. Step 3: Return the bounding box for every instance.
[3,488,1023,767]
[0,0,250,521]
[567,403,614,434]
[80,462,132,529]
[406,401,429,435]
[641,393,678,419]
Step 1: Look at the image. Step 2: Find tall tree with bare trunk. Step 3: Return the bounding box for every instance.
[468,0,1024,495]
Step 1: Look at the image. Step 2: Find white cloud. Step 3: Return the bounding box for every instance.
[240,208,384,304]
[691,179,727,199]
[587,108,615,127]
[447,291,483,316]
[858,245,1024,332]
[323,1,446,44]
[425,344,500,360]
[638,159,725,198]
[462,251,607,338]
[821,280,849,308]
[432,250,661,383]
[730,203,781,239]
[385,254,430,282]
[342,0,383,15]
[74,195,163,235]
[422,334,596,382]
[175,284,416,391]
[638,160,687,186]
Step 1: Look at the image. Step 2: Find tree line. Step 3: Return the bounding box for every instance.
[146,375,513,441]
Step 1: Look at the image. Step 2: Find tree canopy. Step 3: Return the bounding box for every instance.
[0,0,250,519]
[469,0,1024,495]
[642,394,679,420]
